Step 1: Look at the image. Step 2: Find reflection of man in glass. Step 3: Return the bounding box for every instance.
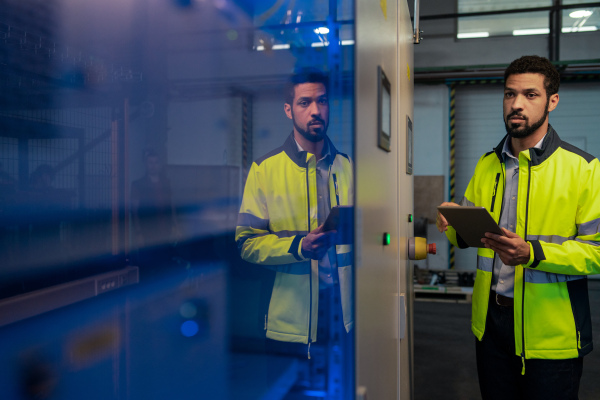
[235,68,353,357]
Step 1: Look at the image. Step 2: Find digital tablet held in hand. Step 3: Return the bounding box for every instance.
[323,205,353,244]
[437,206,504,248]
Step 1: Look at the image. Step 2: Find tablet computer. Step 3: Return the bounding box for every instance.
[437,206,504,248]
[323,205,353,244]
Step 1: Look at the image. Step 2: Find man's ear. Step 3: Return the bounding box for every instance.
[548,93,559,112]
[284,103,292,120]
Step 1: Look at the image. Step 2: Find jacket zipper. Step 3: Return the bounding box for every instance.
[490,173,500,212]
[490,165,505,276]
[306,157,313,359]
[521,159,532,375]
[573,305,581,350]
[487,160,505,341]
[333,172,340,206]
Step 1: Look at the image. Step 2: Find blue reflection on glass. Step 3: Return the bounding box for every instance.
[180,320,199,337]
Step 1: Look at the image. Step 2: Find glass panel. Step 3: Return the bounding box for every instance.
[254,0,329,26]
[458,11,550,38]
[0,0,355,399]
[562,5,600,34]
[563,0,600,4]
[457,0,551,38]
[458,0,551,13]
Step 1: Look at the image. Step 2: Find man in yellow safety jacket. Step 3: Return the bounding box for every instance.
[437,55,600,399]
[235,68,353,358]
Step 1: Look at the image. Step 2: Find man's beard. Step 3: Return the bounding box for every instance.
[293,114,328,143]
[504,99,549,139]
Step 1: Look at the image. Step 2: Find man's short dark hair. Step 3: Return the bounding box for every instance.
[284,67,329,105]
[504,55,560,97]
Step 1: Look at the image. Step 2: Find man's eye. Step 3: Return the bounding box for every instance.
[319,99,328,105]
[504,93,514,98]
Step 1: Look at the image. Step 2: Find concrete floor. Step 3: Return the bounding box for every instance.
[414,279,600,400]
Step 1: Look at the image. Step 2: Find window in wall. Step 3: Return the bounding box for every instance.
[252,0,354,51]
[457,0,551,38]
[562,1,599,33]
[457,0,599,38]
[458,10,550,38]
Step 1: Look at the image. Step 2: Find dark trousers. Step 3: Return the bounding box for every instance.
[476,291,583,400]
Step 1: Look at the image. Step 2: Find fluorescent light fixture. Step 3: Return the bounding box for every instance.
[569,10,593,19]
[457,32,490,39]
[256,40,354,51]
[310,40,354,47]
[512,28,550,36]
[314,27,329,35]
[562,26,598,33]
[255,43,290,51]
[312,40,355,47]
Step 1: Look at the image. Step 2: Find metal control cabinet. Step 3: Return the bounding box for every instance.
[355,1,415,398]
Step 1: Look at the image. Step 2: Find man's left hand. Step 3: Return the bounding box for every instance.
[481,228,530,266]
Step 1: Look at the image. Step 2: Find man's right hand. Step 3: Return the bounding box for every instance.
[301,224,337,260]
[436,202,459,233]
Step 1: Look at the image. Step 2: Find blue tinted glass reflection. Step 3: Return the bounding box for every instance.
[0,0,354,398]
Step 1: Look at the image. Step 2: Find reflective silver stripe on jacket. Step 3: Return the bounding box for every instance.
[528,234,599,247]
[527,234,575,245]
[524,269,585,284]
[477,255,494,272]
[578,218,600,236]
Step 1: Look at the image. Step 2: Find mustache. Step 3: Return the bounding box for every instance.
[308,117,325,125]
[507,111,527,120]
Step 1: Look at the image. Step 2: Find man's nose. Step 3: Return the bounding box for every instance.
[511,94,525,110]
[309,102,321,116]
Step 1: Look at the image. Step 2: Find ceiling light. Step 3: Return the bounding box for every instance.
[457,32,490,39]
[255,44,290,51]
[314,27,329,35]
[569,10,593,19]
[312,40,354,47]
[562,26,598,33]
[512,28,550,36]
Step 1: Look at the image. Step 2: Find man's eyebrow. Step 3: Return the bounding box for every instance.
[504,86,541,93]
[296,95,328,102]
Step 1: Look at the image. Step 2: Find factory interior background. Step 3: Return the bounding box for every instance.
[0,0,599,399]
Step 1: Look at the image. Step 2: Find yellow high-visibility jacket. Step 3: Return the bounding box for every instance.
[447,127,600,361]
[236,133,354,344]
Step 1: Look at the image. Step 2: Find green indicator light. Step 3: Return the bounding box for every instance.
[383,232,391,246]
[408,214,414,222]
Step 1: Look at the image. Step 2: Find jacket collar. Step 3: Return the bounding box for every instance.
[493,125,561,167]
[283,131,339,168]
